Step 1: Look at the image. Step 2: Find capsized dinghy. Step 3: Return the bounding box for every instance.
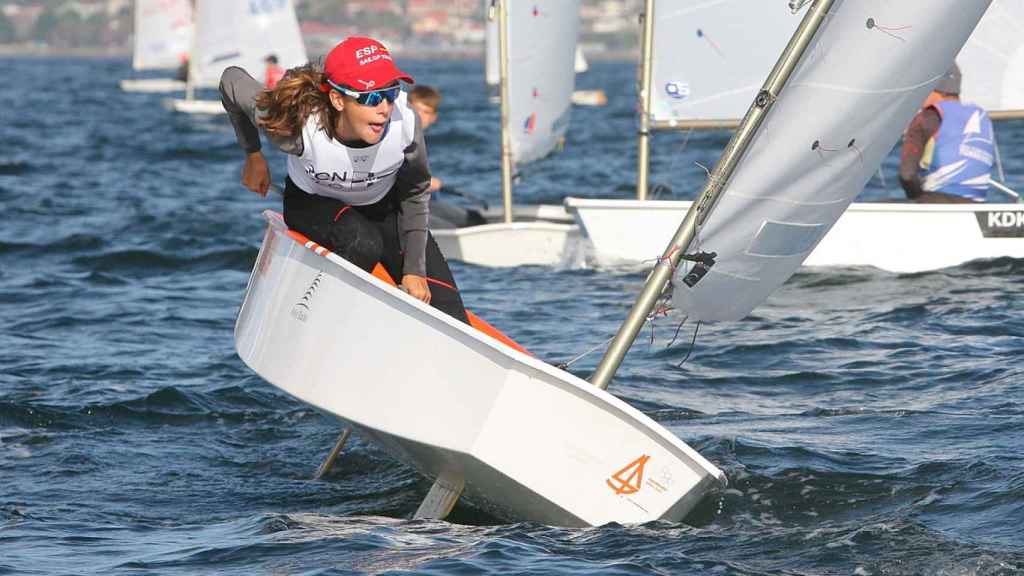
[235,211,725,526]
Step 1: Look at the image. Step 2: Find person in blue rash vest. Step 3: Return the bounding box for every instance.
[899,63,995,203]
[219,36,469,324]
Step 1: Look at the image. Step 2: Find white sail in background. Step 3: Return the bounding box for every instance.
[507,0,580,165]
[485,1,499,87]
[575,46,589,74]
[132,0,193,70]
[191,0,307,87]
[958,0,1024,114]
[672,0,991,322]
[651,1,799,123]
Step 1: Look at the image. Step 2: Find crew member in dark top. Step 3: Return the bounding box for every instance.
[408,85,487,229]
[899,63,994,203]
[219,36,469,324]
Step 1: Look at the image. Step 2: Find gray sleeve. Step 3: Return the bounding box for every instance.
[219,66,303,155]
[395,113,432,277]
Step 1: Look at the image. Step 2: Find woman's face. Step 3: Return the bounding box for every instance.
[330,88,395,144]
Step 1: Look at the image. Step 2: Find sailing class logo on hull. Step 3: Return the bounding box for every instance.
[975,210,1024,238]
[607,455,650,495]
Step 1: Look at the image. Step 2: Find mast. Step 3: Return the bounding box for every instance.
[497,0,514,224]
[185,0,198,101]
[635,0,655,200]
[590,0,836,391]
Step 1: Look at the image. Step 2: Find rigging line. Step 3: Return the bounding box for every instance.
[555,334,617,370]
[651,127,695,200]
[647,297,674,346]
[666,315,689,349]
[676,321,703,368]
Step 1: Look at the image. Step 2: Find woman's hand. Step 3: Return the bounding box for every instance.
[242,152,271,196]
[400,274,431,304]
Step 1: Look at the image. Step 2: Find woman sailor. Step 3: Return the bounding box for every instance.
[220,36,468,324]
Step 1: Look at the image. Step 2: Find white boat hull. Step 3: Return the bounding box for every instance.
[566,198,1024,273]
[235,212,725,526]
[165,98,225,115]
[119,78,187,93]
[433,221,582,267]
[571,89,608,107]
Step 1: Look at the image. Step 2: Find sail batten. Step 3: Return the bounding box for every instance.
[672,0,993,322]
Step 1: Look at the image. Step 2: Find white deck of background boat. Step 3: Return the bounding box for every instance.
[566,198,1024,273]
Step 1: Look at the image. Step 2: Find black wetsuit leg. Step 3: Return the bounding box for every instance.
[282,178,470,325]
[368,206,470,326]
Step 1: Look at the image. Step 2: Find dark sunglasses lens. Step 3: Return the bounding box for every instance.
[357,87,400,106]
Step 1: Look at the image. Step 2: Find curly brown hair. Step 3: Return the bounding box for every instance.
[254,63,341,141]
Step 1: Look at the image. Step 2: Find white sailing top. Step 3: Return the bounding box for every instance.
[287,93,417,206]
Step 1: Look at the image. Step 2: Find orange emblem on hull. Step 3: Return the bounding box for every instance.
[606,455,650,495]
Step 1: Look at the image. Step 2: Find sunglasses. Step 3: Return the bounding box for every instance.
[328,80,401,107]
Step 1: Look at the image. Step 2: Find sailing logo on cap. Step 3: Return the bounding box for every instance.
[606,454,650,495]
[665,81,690,100]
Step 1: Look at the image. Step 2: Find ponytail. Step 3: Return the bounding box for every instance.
[255,63,340,141]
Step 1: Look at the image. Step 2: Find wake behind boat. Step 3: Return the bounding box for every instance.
[235,212,725,526]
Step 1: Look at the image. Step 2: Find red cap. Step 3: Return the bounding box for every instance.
[320,37,413,93]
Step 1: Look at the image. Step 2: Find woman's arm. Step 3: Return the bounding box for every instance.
[394,113,433,279]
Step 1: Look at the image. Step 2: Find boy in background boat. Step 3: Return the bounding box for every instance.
[899,63,995,203]
[408,85,487,229]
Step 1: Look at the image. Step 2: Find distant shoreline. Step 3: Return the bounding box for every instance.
[0,43,638,62]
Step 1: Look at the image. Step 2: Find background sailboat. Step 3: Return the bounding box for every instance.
[434,0,582,267]
[119,0,193,93]
[589,0,995,389]
[168,0,307,115]
[959,0,1024,119]
[566,0,1024,273]
[570,45,608,107]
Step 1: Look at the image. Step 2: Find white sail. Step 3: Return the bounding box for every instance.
[651,0,800,123]
[132,0,193,70]
[672,0,991,322]
[191,0,308,87]
[507,0,580,165]
[574,45,589,74]
[485,1,499,87]
[958,0,1024,114]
